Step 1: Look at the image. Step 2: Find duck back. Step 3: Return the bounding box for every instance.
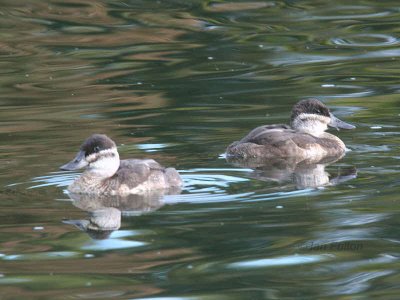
[226,125,345,162]
[108,159,182,194]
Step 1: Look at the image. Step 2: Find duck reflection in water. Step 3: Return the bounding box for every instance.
[63,188,181,239]
[63,207,121,240]
[60,133,182,238]
[227,156,356,189]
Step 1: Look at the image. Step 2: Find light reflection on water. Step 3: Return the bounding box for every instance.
[2,251,79,261]
[81,230,147,251]
[28,167,326,205]
[330,34,399,47]
[228,254,333,268]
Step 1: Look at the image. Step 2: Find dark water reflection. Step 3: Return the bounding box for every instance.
[227,155,357,189]
[1,0,400,299]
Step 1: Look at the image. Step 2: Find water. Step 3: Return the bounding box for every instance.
[1,0,400,299]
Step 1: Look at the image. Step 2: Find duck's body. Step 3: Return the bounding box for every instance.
[226,124,346,162]
[67,158,182,196]
[61,134,182,196]
[226,99,355,163]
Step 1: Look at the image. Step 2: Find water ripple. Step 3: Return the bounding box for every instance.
[2,251,79,261]
[331,34,399,47]
[270,49,400,68]
[304,6,392,21]
[228,254,333,269]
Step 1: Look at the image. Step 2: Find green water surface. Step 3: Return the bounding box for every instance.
[0,0,400,299]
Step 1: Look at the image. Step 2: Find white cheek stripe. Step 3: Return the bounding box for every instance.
[86,148,117,163]
[297,113,330,123]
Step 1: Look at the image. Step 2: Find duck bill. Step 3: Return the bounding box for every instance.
[329,113,356,130]
[62,219,90,231]
[60,150,88,171]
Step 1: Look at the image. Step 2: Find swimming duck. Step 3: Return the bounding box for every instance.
[60,134,182,195]
[226,98,355,162]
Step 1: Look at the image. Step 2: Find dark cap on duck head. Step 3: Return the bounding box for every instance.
[290,98,330,122]
[80,134,116,157]
[291,98,356,130]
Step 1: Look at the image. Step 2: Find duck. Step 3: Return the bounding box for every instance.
[226,98,355,162]
[60,134,183,196]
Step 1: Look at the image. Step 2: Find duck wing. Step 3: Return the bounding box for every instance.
[114,159,182,191]
[242,124,336,149]
[119,159,163,170]
[239,124,293,145]
[249,129,341,158]
[114,159,164,189]
[249,129,327,150]
[227,124,344,160]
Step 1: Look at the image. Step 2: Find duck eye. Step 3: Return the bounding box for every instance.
[94,146,100,153]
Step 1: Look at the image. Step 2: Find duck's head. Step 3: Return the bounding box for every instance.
[290,98,355,136]
[60,134,120,177]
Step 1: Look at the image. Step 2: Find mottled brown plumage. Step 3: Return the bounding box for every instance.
[226,99,355,163]
[61,134,182,195]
